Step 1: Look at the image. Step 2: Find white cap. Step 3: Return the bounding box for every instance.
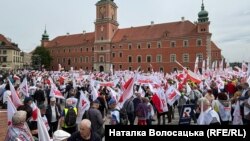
[50,97,56,101]
[53,130,71,141]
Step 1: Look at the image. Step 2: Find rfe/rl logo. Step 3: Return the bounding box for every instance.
[182,107,191,118]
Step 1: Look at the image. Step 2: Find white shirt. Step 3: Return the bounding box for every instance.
[3,90,11,103]
[197,107,221,125]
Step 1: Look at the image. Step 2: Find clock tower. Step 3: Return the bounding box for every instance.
[94,0,119,72]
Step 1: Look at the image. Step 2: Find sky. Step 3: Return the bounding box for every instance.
[0,0,249,62]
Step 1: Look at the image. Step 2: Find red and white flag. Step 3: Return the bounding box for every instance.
[118,77,134,107]
[19,77,29,97]
[77,91,90,123]
[7,96,17,126]
[8,79,23,107]
[37,111,51,141]
[166,86,181,106]
[194,57,199,74]
[50,83,65,99]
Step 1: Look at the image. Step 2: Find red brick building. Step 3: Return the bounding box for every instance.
[42,0,221,73]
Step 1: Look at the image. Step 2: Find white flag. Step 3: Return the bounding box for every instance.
[37,111,51,141]
[7,96,17,126]
[8,79,23,107]
[19,77,29,97]
[76,91,90,124]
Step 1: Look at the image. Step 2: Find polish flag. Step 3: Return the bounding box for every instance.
[186,70,201,84]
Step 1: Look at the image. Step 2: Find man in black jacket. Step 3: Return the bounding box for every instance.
[67,119,101,141]
[46,97,62,137]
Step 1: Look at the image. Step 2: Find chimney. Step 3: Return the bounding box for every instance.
[66,32,70,36]
[181,17,185,22]
[83,30,86,34]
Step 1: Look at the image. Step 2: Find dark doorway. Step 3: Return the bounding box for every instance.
[99,65,104,72]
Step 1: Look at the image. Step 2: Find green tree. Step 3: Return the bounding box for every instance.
[31,46,52,70]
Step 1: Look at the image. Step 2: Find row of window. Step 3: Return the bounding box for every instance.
[57,56,94,65]
[112,53,203,63]
[0,50,7,54]
[113,39,203,49]
[50,39,203,53]
[51,47,94,54]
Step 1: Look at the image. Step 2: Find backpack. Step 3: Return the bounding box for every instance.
[115,108,128,125]
[64,107,77,127]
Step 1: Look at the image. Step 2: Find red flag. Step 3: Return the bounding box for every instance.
[151,94,163,113]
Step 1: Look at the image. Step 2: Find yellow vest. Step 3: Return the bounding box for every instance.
[63,107,77,128]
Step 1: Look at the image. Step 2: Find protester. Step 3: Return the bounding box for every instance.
[67,119,101,141]
[5,110,33,141]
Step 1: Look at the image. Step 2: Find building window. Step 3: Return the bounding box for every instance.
[64,49,65,53]
[128,56,132,63]
[112,45,115,49]
[75,57,77,63]
[137,56,142,63]
[183,40,189,47]
[157,41,162,48]
[101,37,103,40]
[81,48,83,52]
[119,52,122,58]
[156,54,162,63]
[182,53,189,62]
[86,56,89,63]
[137,43,141,49]
[3,56,7,62]
[92,47,94,51]
[68,49,70,53]
[101,47,103,51]
[196,53,203,62]
[170,54,176,62]
[68,59,71,65]
[3,50,7,54]
[63,58,66,63]
[86,48,88,52]
[197,39,202,47]
[129,67,132,71]
[146,55,152,63]
[57,58,60,63]
[173,68,177,72]
[80,57,83,62]
[99,56,104,62]
[92,56,94,62]
[128,44,132,50]
[112,52,115,58]
[119,45,122,48]
[160,67,164,72]
[119,65,122,69]
[147,43,151,49]
[170,41,176,48]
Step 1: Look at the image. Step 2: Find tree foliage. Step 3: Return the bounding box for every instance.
[31,46,52,70]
